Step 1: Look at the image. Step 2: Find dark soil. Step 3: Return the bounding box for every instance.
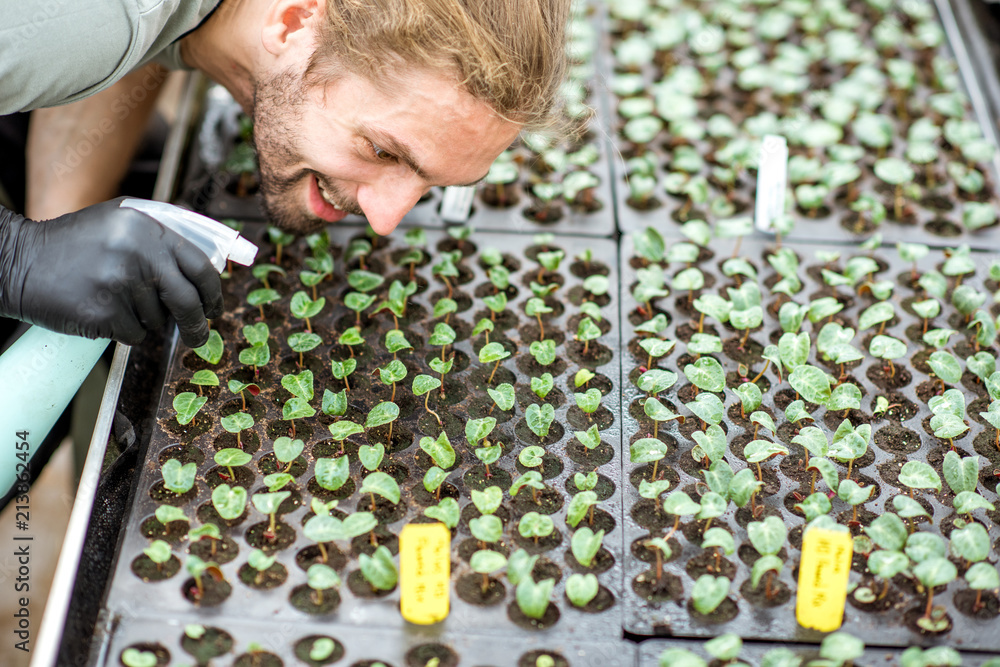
[740,577,792,607]
[632,571,682,603]
[130,554,181,582]
[507,599,561,630]
[456,573,506,605]
[347,570,395,598]
[294,636,345,667]
[405,644,459,667]
[289,584,341,615]
[233,651,283,667]
[180,627,233,664]
[238,562,288,590]
[686,597,739,624]
[181,575,232,606]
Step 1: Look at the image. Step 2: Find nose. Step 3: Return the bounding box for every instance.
[356,176,428,236]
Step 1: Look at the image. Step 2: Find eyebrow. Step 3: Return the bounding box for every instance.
[360,123,489,187]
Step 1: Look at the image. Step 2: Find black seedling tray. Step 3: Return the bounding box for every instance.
[619,232,1000,649]
[637,638,1000,667]
[102,226,624,643]
[603,0,1000,249]
[100,616,636,667]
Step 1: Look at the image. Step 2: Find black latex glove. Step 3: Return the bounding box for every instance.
[0,198,223,347]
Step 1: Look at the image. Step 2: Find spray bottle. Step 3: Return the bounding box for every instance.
[0,200,257,499]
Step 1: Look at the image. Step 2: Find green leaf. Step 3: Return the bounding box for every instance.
[518,446,545,468]
[899,461,942,492]
[423,467,450,493]
[478,342,510,364]
[869,335,906,360]
[516,577,555,620]
[893,494,930,519]
[526,403,556,438]
[685,392,725,425]
[419,432,455,469]
[928,351,962,384]
[314,456,350,491]
[322,388,347,417]
[794,493,832,522]
[161,459,197,494]
[747,516,786,556]
[287,332,322,353]
[691,575,730,615]
[574,388,602,414]
[281,370,314,400]
[751,554,784,590]
[683,357,726,393]
[691,425,726,464]
[743,439,789,464]
[193,330,224,364]
[953,491,995,515]
[252,490,291,516]
[487,383,515,411]
[465,417,496,446]
[347,270,384,292]
[728,468,762,507]
[282,397,315,421]
[358,443,385,471]
[191,370,219,387]
[365,402,399,429]
[424,498,460,529]
[838,479,874,506]
[788,365,832,405]
[330,357,357,380]
[827,382,862,412]
[173,392,207,425]
[630,438,667,464]
[470,550,507,575]
[950,523,990,563]
[571,526,604,567]
[529,339,557,365]
[913,557,957,589]
[359,545,397,591]
[943,451,979,494]
[965,562,1000,590]
[384,329,412,354]
[378,360,407,386]
[733,382,762,414]
[470,486,503,515]
[793,426,828,458]
[808,457,839,492]
[154,505,188,525]
[566,491,599,528]
[517,512,554,539]
[864,513,907,551]
[359,471,400,504]
[328,420,363,441]
[778,332,810,370]
[663,491,701,516]
[214,447,252,468]
[565,572,599,608]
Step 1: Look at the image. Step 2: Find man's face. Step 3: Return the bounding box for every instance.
[250,66,520,235]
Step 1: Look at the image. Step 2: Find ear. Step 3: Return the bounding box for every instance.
[261,0,324,57]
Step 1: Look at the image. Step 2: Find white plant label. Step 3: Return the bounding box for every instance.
[754,134,788,233]
[440,186,476,223]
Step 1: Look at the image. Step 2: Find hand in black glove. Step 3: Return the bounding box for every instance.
[0,198,224,347]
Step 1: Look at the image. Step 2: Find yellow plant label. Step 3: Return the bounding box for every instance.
[399,523,450,625]
[796,526,853,632]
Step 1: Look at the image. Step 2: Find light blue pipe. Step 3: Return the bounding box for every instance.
[0,331,109,499]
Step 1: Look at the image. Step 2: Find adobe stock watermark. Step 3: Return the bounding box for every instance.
[11,430,33,654]
[52,66,169,182]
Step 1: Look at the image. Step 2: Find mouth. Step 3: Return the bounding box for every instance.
[307,174,349,223]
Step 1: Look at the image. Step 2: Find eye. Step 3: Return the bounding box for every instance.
[369,141,396,162]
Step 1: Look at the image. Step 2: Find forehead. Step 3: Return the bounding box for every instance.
[310,68,520,183]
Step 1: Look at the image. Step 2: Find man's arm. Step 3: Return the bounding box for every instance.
[25,63,169,220]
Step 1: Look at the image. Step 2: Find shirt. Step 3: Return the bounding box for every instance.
[0,0,220,114]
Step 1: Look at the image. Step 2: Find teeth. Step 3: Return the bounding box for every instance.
[317,180,343,211]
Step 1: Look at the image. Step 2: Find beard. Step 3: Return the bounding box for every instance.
[249,69,362,233]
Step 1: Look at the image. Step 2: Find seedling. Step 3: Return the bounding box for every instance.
[161,459,197,495]
[220,412,254,449]
[479,342,511,385]
[185,554,224,602]
[525,297,554,340]
[252,491,291,540]
[173,392,207,426]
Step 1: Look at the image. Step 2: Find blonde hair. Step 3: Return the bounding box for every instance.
[307,0,570,131]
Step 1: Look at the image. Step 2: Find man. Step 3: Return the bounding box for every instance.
[0,0,569,347]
